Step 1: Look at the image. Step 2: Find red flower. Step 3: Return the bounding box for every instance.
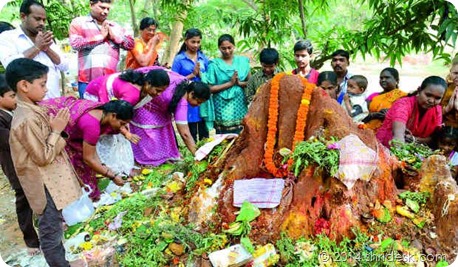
[314,218,331,236]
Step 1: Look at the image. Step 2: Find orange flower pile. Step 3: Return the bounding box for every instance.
[263,73,314,176]
[264,73,285,175]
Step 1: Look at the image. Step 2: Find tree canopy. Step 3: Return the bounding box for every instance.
[1,0,457,69]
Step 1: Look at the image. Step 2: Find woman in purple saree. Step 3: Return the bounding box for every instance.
[40,97,134,200]
[132,66,211,166]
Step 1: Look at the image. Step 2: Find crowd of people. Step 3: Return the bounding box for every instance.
[0,0,456,266]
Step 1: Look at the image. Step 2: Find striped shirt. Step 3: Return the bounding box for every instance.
[69,15,134,83]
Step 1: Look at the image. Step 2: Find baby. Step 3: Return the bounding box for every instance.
[344,75,369,122]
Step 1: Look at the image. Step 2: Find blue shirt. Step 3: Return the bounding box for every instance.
[172,51,209,123]
[337,72,352,104]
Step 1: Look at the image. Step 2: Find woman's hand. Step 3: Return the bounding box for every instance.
[230,71,238,86]
[453,87,458,111]
[125,132,141,144]
[112,175,125,186]
[148,34,161,47]
[404,131,415,143]
[192,62,200,78]
[176,123,196,155]
[444,87,458,113]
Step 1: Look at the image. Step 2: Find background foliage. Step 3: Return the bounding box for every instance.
[0,0,457,70]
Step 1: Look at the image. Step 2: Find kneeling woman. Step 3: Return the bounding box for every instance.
[376,76,446,147]
[131,80,210,166]
[41,97,134,200]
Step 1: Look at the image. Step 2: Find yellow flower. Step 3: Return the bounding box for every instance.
[204,178,213,185]
[92,234,101,243]
[301,99,310,105]
[141,169,152,175]
[171,207,181,222]
[165,181,183,193]
[79,241,93,251]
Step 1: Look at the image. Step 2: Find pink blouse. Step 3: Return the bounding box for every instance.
[75,113,114,145]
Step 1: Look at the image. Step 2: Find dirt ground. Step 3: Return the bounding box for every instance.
[0,171,29,263]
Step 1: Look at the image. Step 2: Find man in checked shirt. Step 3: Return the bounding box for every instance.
[69,0,134,99]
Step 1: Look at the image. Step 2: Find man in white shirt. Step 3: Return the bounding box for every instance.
[331,49,352,105]
[0,0,68,99]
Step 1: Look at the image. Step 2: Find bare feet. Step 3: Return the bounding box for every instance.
[26,247,41,256]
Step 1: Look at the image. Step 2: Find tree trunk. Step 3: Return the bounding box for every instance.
[148,0,157,20]
[298,0,307,38]
[162,11,187,66]
[128,0,138,36]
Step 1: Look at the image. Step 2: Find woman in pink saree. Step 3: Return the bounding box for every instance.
[40,97,134,200]
[84,68,170,106]
[131,66,211,166]
[376,76,446,147]
[83,68,170,175]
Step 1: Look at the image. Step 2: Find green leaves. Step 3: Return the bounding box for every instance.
[398,191,430,205]
[225,201,261,237]
[345,0,458,65]
[236,201,261,222]
[291,136,340,177]
[390,140,436,170]
[44,0,88,40]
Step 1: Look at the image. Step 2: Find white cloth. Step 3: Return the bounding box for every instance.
[349,93,369,122]
[96,134,135,176]
[449,151,458,166]
[194,134,238,161]
[233,178,285,208]
[0,28,69,99]
[337,134,377,189]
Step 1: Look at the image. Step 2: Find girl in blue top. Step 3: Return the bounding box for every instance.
[172,28,210,141]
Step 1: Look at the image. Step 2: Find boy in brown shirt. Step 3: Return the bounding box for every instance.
[6,58,84,266]
[0,74,40,255]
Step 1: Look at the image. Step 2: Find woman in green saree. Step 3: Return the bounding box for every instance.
[201,34,251,134]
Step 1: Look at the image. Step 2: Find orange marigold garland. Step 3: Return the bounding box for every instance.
[263,73,315,176]
[291,76,315,150]
[264,72,285,175]
[287,76,315,166]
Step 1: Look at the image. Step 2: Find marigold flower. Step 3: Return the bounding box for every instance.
[264,73,314,175]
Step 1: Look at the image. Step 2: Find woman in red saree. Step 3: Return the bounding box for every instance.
[376,76,447,147]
